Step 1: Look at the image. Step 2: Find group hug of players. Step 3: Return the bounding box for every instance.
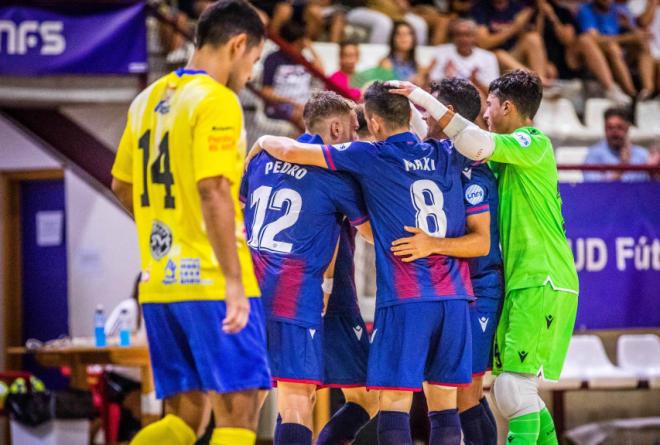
[110,1,579,445]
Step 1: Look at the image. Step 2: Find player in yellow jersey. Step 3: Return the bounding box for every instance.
[110,2,269,445]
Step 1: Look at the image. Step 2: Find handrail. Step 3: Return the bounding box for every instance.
[557,164,660,172]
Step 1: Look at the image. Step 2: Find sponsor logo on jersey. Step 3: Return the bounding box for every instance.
[163,259,177,285]
[369,328,378,344]
[353,325,363,341]
[479,316,489,332]
[332,142,351,151]
[462,167,472,180]
[513,132,532,148]
[545,314,554,329]
[180,258,201,285]
[465,184,485,205]
[518,350,529,363]
[150,220,173,260]
[309,328,316,339]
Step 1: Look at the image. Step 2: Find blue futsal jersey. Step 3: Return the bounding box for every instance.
[325,220,360,317]
[241,134,368,328]
[459,155,504,309]
[322,132,474,308]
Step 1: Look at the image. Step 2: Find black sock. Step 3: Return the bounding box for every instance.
[278,423,312,445]
[377,411,412,445]
[274,414,282,444]
[481,396,497,431]
[428,409,461,445]
[461,404,495,445]
[316,402,370,445]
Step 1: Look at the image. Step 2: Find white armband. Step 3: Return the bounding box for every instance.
[408,87,448,121]
[322,278,334,294]
[452,126,496,161]
[409,103,428,140]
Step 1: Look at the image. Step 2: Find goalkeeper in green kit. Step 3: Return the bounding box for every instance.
[389,70,578,445]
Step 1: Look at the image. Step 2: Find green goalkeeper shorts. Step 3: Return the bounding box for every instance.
[492,284,578,381]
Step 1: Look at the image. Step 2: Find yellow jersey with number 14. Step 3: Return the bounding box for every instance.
[111,69,260,303]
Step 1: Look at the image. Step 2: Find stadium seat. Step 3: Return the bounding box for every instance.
[555,146,588,182]
[562,335,638,389]
[617,334,660,388]
[584,98,613,135]
[253,99,296,138]
[631,100,660,141]
[535,98,595,141]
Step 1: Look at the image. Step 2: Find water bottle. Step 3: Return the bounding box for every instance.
[94,305,107,347]
[118,308,131,347]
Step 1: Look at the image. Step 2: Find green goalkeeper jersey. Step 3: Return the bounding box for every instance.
[489,126,579,294]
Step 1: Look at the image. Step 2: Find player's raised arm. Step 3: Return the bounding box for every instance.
[248,135,329,168]
[388,80,496,161]
[391,212,490,262]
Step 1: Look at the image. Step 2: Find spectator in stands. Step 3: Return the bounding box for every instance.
[410,0,453,44]
[346,0,429,44]
[628,0,660,95]
[329,42,363,100]
[472,0,553,85]
[379,21,433,84]
[584,108,650,181]
[577,0,655,100]
[162,1,212,65]
[261,20,323,129]
[535,0,633,104]
[429,19,499,94]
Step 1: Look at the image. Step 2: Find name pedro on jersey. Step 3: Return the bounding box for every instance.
[264,160,308,179]
[404,157,436,172]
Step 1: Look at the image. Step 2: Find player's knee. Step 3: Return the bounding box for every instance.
[492,373,539,419]
[344,388,379,417]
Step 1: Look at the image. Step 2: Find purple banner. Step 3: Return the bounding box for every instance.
[0,2,147,75]
[560,182,660,330]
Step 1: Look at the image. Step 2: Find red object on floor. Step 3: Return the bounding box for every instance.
[89,370,121,444]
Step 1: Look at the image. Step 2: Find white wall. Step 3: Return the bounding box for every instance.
[65,172,139,337]
[0,113,139,343]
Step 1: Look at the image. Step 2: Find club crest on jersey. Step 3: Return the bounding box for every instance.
[513,132,532,148]
[465,184,485,205]
[150,220,173,260]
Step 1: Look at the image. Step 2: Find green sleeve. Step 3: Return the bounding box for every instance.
[489,128,550,167]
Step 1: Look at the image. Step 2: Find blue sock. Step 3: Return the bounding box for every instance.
[274,414,282,444]
[429,409,461,445]
[316,402,370,445]
[481,397,497,431]
[460,404,497,445]
[377,411,412,445]
[278,423,312,445]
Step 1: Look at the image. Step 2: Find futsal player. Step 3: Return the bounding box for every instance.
[391,70,579,445]
[241,91,372,445]
[110,2,271,445]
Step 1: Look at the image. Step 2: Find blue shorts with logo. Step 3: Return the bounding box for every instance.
[142,299,271,400]
[323,312,369,387]
[469,296,501,375]
[266,319,324,386]
[367,300,472,391]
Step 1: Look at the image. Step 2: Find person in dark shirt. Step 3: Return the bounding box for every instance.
[537,0,579,80]
[473,0,553,84]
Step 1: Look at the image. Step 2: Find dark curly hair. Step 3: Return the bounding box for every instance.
[363,81,411,130]
[488,70,543,119]
[430,78,482,122]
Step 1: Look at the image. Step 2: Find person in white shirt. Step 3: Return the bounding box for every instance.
[429,19,500,94]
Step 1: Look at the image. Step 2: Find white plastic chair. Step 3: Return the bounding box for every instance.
[617,334,660,388]
[631,100,660,141]
[584,97,614,134]
[535,98,593,141]
[562,335,638,389]
[555,146,588,183]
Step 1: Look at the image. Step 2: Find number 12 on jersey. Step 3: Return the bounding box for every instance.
[248,186,302,254]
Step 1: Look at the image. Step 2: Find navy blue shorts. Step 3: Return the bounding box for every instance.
[142,299,271,400]
[367,300,472,391]
[322,312,369,388]
[266,320,324,386]
[469,298,501,376]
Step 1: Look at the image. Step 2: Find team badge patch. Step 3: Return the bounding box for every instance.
[513,132,532,148]
[332,142,351,151]
[150,220,173,260]
[465,184,485,205]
